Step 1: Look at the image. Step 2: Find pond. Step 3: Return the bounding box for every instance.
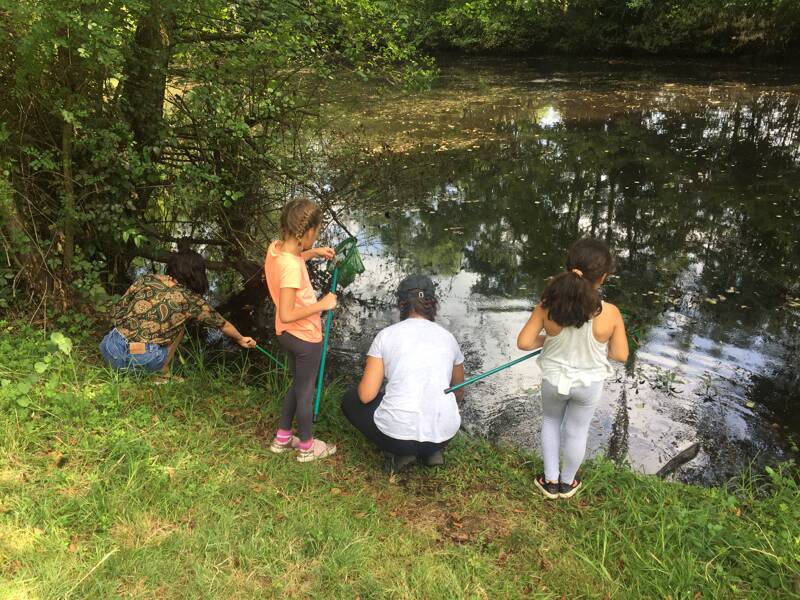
[247,58,800,486]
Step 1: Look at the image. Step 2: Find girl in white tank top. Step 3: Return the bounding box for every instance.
[517,239,629,499]
[537,302,614,395]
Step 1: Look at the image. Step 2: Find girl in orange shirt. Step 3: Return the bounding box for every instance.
[264,198,337,462]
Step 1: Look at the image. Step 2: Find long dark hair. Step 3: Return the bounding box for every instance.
[166,250,210,295]
[540,239,612,328]
[399,293,438,321]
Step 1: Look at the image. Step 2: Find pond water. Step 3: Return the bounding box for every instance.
[241,59,800,485]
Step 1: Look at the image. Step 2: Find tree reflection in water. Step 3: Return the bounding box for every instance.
[338,61,800,484]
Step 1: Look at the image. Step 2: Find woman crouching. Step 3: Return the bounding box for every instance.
[341,275,465,471]
[99,250,256,374]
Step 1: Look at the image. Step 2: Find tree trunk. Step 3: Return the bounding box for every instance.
[62,119,75,277]
[109,1,174,288]
[120,0,174,214]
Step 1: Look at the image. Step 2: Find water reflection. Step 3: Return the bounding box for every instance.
[328,60,800,485]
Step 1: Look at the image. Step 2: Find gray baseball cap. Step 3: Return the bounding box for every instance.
[397,274,436,301]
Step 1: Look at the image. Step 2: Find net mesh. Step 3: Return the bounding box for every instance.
[329,237,364,289]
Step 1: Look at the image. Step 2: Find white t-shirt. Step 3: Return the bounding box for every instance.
[367,318,465,443]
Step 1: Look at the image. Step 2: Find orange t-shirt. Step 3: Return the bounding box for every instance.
[264,241,323,343]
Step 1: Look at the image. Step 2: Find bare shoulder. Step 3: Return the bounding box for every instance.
[600,301,624,324]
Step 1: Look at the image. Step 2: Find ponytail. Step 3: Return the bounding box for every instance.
[540,239,612,328]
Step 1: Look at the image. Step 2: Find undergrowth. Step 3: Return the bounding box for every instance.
[1,320,798,599]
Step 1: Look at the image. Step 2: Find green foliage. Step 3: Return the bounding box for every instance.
[0,326,78,415]
[0,0,430,308]
[411,0,800,55]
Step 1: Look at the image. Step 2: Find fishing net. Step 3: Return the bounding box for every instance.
[329,237,364,289]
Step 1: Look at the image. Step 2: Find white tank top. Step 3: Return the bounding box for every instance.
[537,315,613,395]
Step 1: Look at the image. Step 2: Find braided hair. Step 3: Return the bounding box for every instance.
[280,198,322,243]
[399,291,438,321]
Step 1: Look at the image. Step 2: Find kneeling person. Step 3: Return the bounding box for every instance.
[341,275,465,471]
[100,250,255,374]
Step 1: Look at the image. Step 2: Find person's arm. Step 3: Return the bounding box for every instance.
[278,287,336,324]
[301,247,335,262]
[606,304,629,362]
[189,294,255,349]
[450,363,465,402]
[221,321,256,348]
[357,356,384,403]
[517,304,547,350]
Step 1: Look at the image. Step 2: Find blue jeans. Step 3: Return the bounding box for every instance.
[99,328,169,372]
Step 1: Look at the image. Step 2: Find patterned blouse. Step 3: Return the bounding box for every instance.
[112,274,227,346]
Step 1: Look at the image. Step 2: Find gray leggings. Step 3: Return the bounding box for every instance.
[540,379,603,484]
[277,333,323,442]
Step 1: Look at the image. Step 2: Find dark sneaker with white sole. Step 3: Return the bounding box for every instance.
[422,450,444,466]
[534,475,560,499]
[559,478,582,498]
[383,452,417,473]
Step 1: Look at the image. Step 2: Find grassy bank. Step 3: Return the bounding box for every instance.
[1,320,798,599]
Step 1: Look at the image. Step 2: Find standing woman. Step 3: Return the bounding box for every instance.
[517,239,628,499]
[341,275,465,471]
[100,250,256,374]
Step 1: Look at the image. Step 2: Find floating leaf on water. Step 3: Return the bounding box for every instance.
[705,298,717,304]
[745,401,755,409]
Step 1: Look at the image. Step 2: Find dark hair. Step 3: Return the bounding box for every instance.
[166,250,210,295]
[399,292,438,321]
[540,238,612,328]
[280,198,322,242]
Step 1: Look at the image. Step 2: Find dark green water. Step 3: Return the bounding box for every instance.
[315,59,800,485]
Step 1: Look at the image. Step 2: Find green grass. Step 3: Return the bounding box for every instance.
[1,320,799,599]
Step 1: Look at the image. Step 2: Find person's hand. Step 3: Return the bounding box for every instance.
[238,336,257,349]
[315,247,336,261]
[320,293,337,311]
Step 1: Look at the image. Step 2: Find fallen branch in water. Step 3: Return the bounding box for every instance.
[656,442,701,478]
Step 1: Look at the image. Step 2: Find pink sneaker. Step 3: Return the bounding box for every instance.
[296,439,337,463]
[270,435,300,454]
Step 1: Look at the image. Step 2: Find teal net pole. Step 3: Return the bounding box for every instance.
[254,344,286,370]
[444,348,543,394]
[314,267,339,420]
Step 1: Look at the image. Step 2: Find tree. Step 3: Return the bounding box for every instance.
[0,0,430,312]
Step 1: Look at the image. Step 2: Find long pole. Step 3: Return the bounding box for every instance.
[254,344,287,370]
[444,349,542,395]
[314,268,339,420]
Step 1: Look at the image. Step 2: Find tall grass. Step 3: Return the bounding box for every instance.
[1,320,798,598]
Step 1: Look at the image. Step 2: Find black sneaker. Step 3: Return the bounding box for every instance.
[421,449,444,467]
[383,452,416,473]
[558,477,582,498]
[534,475,560,499]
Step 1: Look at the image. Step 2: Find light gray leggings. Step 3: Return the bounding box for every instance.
[541,379,603,485]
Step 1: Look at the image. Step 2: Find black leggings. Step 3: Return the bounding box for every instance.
[341,387,449,457]
[278,333,323,442]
